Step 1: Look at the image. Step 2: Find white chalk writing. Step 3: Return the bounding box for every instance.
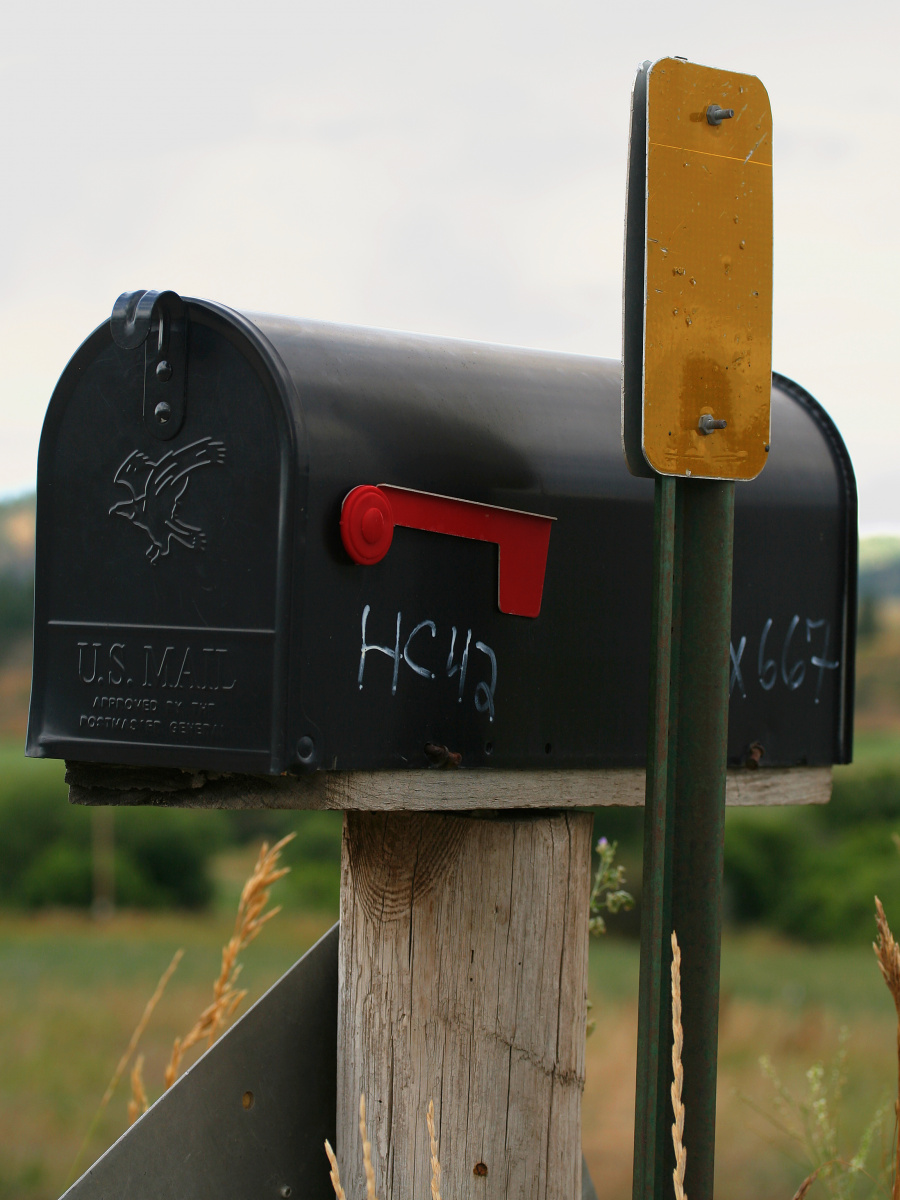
[731,615,839,704]
[358,605,497,721]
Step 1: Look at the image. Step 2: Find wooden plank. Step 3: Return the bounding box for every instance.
[337,810,592,1200]
[724,767,831,807]
[67,763,832,810]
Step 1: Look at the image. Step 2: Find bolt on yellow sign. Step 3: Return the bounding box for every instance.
[622,58,773,480]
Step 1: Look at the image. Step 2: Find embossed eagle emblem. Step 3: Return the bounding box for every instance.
[109,437,226,564]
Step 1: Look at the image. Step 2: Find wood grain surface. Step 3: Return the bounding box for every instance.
[67,763,832,810]
[336,810,593,1200]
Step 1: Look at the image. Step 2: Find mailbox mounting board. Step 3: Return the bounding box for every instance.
[623,58,773,480]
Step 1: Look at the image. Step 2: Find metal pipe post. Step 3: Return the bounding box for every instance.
[632,476,734,1200]
[632,475,679,1200]
[669,478,734,1200]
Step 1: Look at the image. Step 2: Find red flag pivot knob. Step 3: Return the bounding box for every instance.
[340,485,394,565]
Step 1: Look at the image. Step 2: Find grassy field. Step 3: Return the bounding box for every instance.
[0,904,337,1199]
[583,934,898,1199]
[579,724,900,1199]
[0,900,897,1200]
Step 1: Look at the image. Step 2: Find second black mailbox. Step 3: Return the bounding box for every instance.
[26,290,855,775]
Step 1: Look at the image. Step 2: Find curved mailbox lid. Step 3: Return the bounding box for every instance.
[252,313,855,772]
[26,299,855,774]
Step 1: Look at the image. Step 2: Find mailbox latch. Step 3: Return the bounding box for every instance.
[110,290,188,441]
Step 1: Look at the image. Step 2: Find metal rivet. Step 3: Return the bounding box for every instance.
[707,104,735,125]
[154,401,171,424]
[156,359,173,381]
[280,1188,292,1198]
[297,736,315,764]
[242,1091,254,1110]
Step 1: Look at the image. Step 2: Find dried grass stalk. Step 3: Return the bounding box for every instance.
[427,1099,442,1200]
[325,1094,440,1200]
[790,1166,822,1200]
[66,947,183,1187]
[874,896,900,1200]
[324,1138,348,1200]
[165,834,295,1088]
[359,1093,378,1200]
[127,1054,148,1126]
[671,930,687,1200]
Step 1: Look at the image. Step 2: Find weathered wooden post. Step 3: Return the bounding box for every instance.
[338,809,591,1199]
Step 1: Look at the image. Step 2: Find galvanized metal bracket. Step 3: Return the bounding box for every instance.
[110,289,188,441]
[59,921,599,1200]
[61,924,339,1200]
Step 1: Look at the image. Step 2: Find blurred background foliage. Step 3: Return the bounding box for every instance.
[0,749,343,914]
[2,490,900,940]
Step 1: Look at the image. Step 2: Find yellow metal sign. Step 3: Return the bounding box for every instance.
[641,58,772,480]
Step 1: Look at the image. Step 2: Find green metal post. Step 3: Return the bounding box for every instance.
[669,479,734,1200]
[632,475,678,1200]
[633,477,734,1200]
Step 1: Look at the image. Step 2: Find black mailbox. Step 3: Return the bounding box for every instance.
[26,290,855,775]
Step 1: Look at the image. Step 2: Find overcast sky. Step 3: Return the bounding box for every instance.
[1,0,896,531]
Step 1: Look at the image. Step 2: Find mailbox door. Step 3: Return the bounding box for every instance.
[27,303,301,772]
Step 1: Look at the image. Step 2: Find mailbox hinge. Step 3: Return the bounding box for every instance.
[110,290,188,440]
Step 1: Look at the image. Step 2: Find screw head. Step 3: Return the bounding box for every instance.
[296,736,315,764]
[156,359,173,381]
[154,401,171,424]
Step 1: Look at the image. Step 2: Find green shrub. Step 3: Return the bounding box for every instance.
[724,808,809,925]
[771,824,900,942]
[824,764,900,827]
[0,759,86,903]
[0,752,216,909]
[286,859,341,910]
[219,807,298,845]
[280,812,343,911]
[0,750,348,913]
[0,572,32,660]
[724,763,900,943]
[20,842,93,907]
[113,808,219,909]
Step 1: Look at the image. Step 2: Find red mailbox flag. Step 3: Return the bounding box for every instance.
[340,484,554,619]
